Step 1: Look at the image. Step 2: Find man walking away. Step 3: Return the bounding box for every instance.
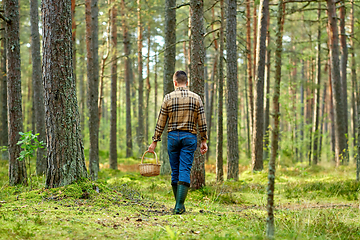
[148,70,208,214]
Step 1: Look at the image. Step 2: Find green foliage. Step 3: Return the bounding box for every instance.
[17,131,45,162]
[17,131,45,189]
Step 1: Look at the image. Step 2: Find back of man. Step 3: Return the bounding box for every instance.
[148,70,207,214]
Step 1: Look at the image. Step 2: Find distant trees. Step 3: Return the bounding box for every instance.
[30,0,46,175]
[42,0,88,188]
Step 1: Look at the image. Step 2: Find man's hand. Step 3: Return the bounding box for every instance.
[200,140,208,155]
[148,141,157,153]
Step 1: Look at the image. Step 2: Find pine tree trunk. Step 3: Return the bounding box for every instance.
[121,0,133,158]
[350,0,357,162]
[30,0,46,175]
[42,0,88,188]
[154,50,158,123]
[78,33,85,135]
[71,0,76,87]
[246,0,254,136]
[137,0,145,155]
[145,24,151,145]
[318,81,327,161]
[326,0,348,166]
[263,15,271,161]
[1,23,8,158]
[85,0,99,179]
[160,0,176,175]
[5,0,27,185]
[190,0,205,189]
[251,0,268,171]
[216,0,224,183]
[339,0,348,163]
[226,0,239,181]
[109,0,118,169]
[312,4,321,165]
[267,0,284,237]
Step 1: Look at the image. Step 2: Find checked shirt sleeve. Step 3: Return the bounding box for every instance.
[197,97,208,141]
[152,97,169,142]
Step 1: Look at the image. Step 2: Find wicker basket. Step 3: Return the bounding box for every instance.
[139,151,161,177]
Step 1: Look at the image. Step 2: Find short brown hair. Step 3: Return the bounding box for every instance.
[173,71,187,84]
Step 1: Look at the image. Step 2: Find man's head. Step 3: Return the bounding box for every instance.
[173,71,188,87]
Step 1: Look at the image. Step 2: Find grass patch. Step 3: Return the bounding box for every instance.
[0,157,359,239]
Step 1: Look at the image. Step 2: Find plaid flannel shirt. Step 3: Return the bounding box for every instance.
[152,87,208,142]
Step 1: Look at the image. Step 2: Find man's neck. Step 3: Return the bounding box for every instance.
[177,85,187,88]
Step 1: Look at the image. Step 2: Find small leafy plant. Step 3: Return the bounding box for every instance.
[17,131,45,190]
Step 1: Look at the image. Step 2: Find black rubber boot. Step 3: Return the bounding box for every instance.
[174,181,190,214]
[171,182,178,200]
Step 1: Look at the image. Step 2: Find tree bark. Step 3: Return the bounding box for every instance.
[246,0,254,136]
[312,4,321,165]
[160,0,176,175]
[216,0,224,183]
[1,22,8,157]
[267,0,284,237]
[226,0,239,181]
[263,14,271,161]
[318,80,327,161]
[30,0,46,174]
[78,33,85,135]
[85,0,99,179]
[190,0,205,189]
[5,0,27,185]
[350,0,357,162]
[109,0,117,169]
[145,23,151,145]
[42,0,88,188]
[121,0,133,158]
[71,0,76,87]
[339,0,348,163]
[326,0,347,166]
[137,0,145,155]
[251,0,268,171]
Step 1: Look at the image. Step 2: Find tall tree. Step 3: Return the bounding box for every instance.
[216,0,224,182]
[121,0,133,157]
[312,4,321,165]
[267,0,284,237]
[251,0,269,171]
[160,0,176,175]
[189,0,205,189]
[145,23,151,144]
[30,0,46,174]
[350,0,357,161]
[339,0,348,162]
[246,0,254,135]
[78,32,86,134]
[1,22,8,158]
[85,0,100,179]
[4,0,27,185]
[137,0,145,154]
[326,0,347,165]
[42,0,88,188]
[226,0,239,181]
[263,14,271,160]
[109,0,117,169]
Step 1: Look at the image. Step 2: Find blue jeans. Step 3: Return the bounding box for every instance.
[168,130,197,185]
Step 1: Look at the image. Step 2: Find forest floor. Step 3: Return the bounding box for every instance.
[0,154,359,239]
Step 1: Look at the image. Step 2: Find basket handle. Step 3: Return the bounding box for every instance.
[141,151,159,164]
